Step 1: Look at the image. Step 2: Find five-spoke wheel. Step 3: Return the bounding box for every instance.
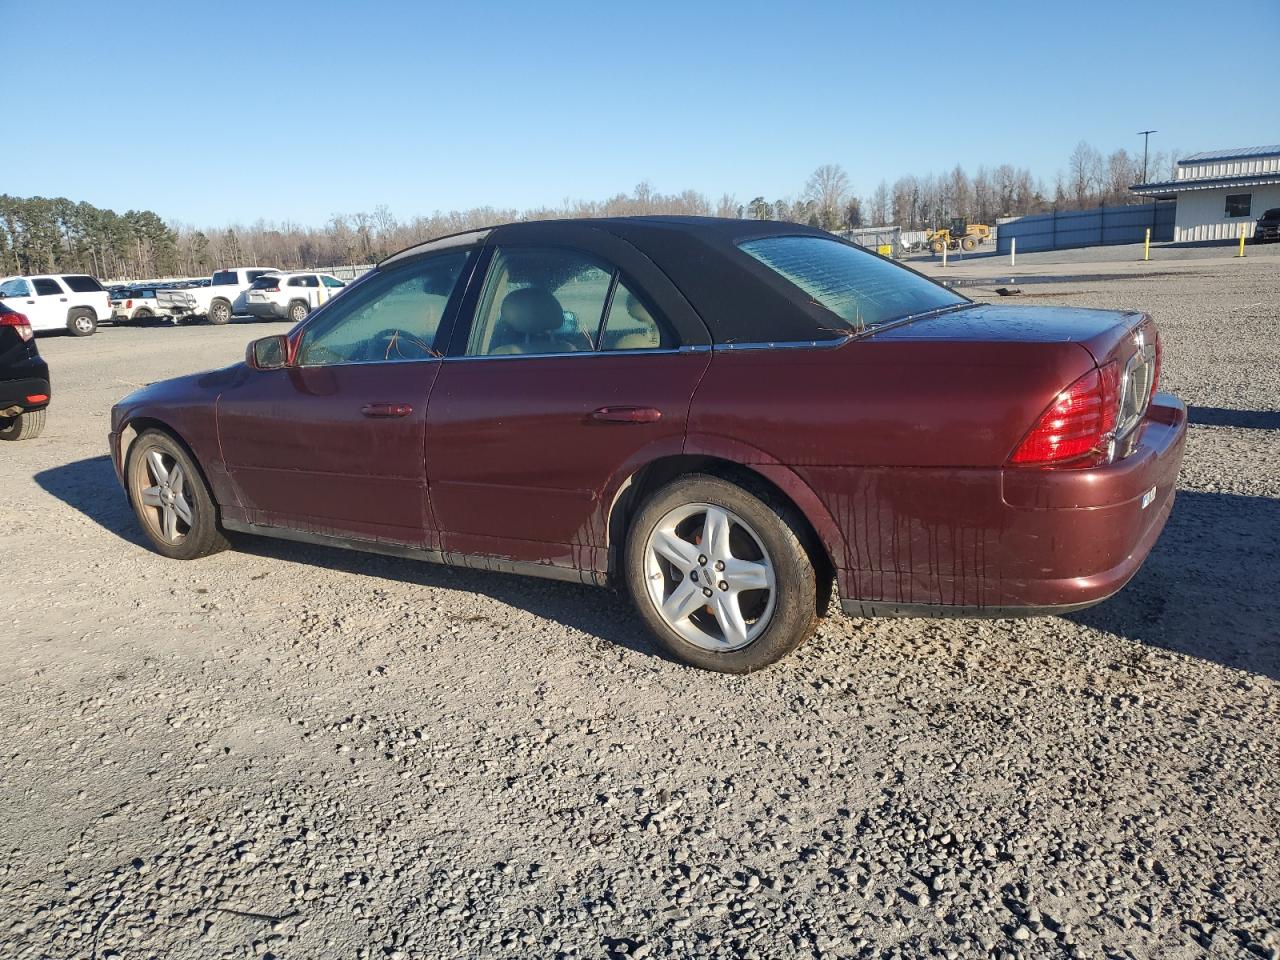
[125,430,227,560]
[626,474,820,673]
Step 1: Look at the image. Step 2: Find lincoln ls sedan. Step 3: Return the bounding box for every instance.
[109,217,1186,672]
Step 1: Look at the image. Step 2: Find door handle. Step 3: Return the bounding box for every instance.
[591,406,662,424]
[361,402,413,418]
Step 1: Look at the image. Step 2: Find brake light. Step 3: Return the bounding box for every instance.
[265,286,279,293]
[126,299,134,309]
[1009,363,1120,468]
[0,310,33,342]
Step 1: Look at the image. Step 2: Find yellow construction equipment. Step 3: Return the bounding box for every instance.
[927,218,992,253]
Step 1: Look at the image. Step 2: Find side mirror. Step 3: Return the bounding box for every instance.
[246,334,290,370]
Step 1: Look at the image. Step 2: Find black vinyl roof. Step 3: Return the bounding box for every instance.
[483,216,849,345]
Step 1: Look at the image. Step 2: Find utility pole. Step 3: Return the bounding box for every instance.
[1138,130,1158,183]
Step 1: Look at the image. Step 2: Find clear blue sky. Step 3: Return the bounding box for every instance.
[7,0,1277,227]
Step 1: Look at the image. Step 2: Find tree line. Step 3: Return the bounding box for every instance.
[1,140,1179,279]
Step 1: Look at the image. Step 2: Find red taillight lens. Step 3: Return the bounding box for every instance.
[126,299,134,308]
[1009,364,1119,468]
[0,311,33,342]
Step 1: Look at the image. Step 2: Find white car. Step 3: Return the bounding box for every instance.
[244,271,347,323]
[155,267,280,324]
[0,274,111,336]
[110,286,162,323]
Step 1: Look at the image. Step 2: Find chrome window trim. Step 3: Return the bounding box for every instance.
[712,336,851,353]
[440,344,711,362]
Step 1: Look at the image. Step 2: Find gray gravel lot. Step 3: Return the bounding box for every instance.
[1,259,1277,960]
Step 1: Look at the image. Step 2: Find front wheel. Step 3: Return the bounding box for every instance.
[208,300,232,324]
[125,430,228,560]
[624,474,819,673]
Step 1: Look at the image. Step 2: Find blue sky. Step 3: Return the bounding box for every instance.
[7,0,1277,226]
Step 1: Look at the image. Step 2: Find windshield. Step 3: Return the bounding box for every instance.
[739,235,966,331]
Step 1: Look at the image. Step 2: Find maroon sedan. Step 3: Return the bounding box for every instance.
[109,218,1186,672]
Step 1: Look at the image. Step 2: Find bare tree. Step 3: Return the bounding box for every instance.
[1068,141,1104,207]
[804,164,851,231]
[865,181,891,226]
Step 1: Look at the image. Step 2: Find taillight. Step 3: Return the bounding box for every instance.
[1009,363,1119,468]
[126,299,134,309]
[0,311,33,342]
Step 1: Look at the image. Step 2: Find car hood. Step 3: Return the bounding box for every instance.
[869,303,1146,363]
[110,363,247,432]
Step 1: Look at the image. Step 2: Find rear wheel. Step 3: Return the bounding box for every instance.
[961,236,977,251]
[125,430,228,560]
[625,474,819,673]
[134,307,153,320]
[0,408,46,441]
[288,300,309,324]
[67,309,97,336]
[208,299,232,324]
[931,241,945,254]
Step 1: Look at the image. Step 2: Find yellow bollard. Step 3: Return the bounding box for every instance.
[1239,225,1247,257]
[1144,227,1151,261]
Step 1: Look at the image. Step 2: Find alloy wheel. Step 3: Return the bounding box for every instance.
[642,502,777,651]
[137,449,194,543]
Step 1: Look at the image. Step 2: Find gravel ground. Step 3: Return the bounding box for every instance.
[1,261,1277,960]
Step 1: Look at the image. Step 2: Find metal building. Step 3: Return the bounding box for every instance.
[1131,145,1280,242]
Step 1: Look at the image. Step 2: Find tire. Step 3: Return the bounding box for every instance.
[961,237,977,251]
[67,308,97,336]
[931,241,945,254]
[125,429,228,560]
[134,308,153,320]
[624,473,819,673]
[208,299,232,325]
[288,300,309,324]
[0,408,46,441]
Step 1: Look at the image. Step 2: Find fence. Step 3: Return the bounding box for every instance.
[995,201,1174,254]
[839,225,904,257]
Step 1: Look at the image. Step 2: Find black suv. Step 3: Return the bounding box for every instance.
[1,302,51,440]
[1254,208,1280,244]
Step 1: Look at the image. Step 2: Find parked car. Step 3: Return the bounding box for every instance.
[109,218,1186,673]
[0,274,110,336]
[0,302,50,440]
[111,287,161,323]
[1252,208,1280,243]
[155,267,279,324]
[244,271,347,323]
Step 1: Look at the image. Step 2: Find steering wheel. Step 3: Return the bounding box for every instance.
[367,328,436,361]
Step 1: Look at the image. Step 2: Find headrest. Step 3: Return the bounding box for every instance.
[500,287,563,334]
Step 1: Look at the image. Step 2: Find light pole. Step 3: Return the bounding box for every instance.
[1138,130,1158,183]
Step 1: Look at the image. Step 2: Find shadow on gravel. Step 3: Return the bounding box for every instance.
[1188,406,1280,430]
[229,534,665,663]
[34,455,150,548]
[1069,491,1280,682]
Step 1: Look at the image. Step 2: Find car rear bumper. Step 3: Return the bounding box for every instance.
[245,301,288,319]
[821,393,1187,617]
[0,376,52,414]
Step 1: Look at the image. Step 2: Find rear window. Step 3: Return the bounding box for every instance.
[249,276,280,290]
[211,271,238,286]
[63,275,105,293]
[738,236,966,331]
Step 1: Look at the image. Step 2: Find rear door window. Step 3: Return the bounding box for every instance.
[599,280,671,351]
[211,270,238,286]
[33,278,65,296]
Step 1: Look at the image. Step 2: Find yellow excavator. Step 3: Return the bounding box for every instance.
[927,218,992,253]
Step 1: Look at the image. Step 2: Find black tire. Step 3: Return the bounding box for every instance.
[125,429,228,560]
[67,308,97,336]
[134,308,153,319]
[624,473,820,673]
[288,300,309,324]
[208,299,232,325]
[0,408,46,441]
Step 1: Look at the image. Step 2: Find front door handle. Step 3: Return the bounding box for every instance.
[361,402,413,418]
[591,406,662,424]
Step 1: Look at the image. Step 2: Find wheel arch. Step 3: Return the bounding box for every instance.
[118,416,220,516]
[605,450,842,592]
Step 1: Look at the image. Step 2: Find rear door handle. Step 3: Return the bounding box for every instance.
[591,406,662,424]
[361,402,413,418]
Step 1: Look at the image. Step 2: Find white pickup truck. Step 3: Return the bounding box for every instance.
[156,267,279,324]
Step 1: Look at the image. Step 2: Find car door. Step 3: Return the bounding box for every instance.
[215,248,478,548]
[30,277,72,329]
[425,236,712,577]
[0,278,52,330]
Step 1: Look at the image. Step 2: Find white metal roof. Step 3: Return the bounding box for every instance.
[1179,145,1280,164]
